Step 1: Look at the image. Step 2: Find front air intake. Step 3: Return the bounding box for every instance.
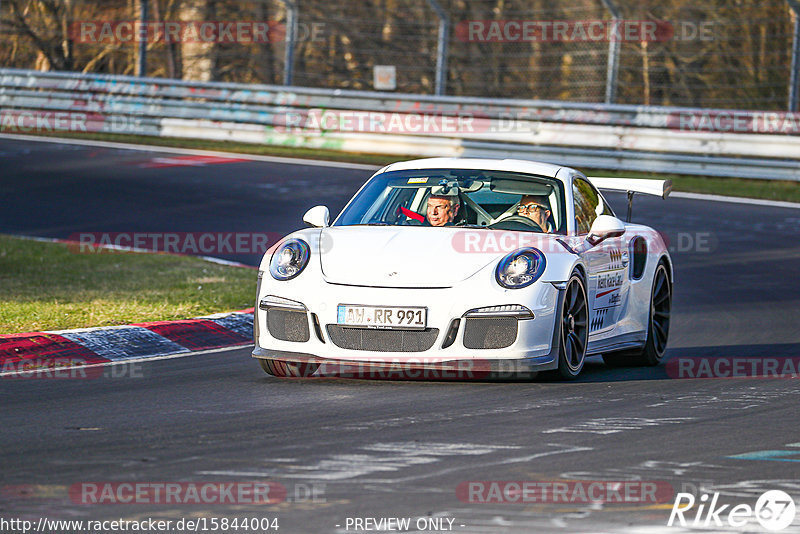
[267,309,310,342]
[463,317,517,349]
[326,326,439,352]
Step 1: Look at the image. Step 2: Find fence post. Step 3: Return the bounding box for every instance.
[426,0,449,95]
[789,0,800,112]
[138,0,148,77]
[600,0,621,104]
[278,0,298,86]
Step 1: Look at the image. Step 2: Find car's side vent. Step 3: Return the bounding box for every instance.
[630,236,647,280]
[441,319,460,349]
[311,313,326,343]
[267,309,310,343]
[463,317,517,349]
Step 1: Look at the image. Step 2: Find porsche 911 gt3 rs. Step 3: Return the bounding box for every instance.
[253,158,673,380]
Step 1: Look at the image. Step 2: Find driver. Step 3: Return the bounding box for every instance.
[517,194,552,233]
[426,194,460,227]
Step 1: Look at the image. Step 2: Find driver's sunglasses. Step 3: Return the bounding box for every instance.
[518,203,547,213]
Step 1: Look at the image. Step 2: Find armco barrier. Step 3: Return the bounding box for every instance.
[1,68,799,180]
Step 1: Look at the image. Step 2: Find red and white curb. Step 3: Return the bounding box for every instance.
[0,309,254,377]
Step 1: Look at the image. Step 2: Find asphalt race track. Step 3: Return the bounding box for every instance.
[2,137,800,533]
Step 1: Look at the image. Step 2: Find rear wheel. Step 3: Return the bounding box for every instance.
[550,273,588,380]
[603,262,671,367]
[258,358,319,377]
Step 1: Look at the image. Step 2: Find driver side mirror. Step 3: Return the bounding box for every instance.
[303,205,330,228]
[586,215,625,246]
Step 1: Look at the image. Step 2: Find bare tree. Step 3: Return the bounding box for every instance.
[178,0,217,81]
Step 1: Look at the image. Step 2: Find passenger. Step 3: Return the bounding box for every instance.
[426,194,460,227]
[517,194,552,232]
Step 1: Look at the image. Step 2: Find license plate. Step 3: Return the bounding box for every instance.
[337,305,427,330]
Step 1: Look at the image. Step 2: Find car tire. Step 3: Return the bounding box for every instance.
[548,272,589,380]
[258,358,319,377]
[602,262,671,367]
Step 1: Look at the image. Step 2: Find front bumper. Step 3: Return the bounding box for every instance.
[252,279,564,375]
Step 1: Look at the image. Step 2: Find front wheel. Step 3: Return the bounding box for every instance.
[258,358,319,377]
[551,273,589,380]
[603,262,671,367]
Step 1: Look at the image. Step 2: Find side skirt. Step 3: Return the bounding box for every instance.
[587,331,646,356]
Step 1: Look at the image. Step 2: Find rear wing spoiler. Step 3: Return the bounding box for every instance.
[587,177,673,199]
[587,177,673,222]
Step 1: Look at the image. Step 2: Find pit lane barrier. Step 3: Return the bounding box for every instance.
[1,68,799,181]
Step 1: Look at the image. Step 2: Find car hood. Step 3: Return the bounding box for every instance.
[318,226,550,288]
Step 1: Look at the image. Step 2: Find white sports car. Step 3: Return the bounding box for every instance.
[253,158,672,380]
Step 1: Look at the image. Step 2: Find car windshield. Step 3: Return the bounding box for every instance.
[334,169,567,234]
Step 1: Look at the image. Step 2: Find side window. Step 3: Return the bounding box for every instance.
[572,178,600,234]
[597,192,614,217]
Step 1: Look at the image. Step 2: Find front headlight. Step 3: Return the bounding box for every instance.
[495,248,546,289]
[269,239,310,280]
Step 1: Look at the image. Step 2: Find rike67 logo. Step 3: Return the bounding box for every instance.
[668,490,796,531]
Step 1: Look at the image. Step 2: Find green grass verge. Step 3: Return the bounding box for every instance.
[11,130,800,203]
[0,235,256,334]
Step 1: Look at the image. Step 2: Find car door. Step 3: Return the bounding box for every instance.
[572,176,630,335]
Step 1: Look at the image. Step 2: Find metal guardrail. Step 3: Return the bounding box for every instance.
[1,68,799,180]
